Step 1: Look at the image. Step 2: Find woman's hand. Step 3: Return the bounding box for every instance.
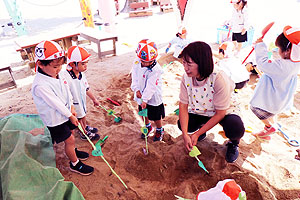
[191,133,200,146]
[183,134,193,152]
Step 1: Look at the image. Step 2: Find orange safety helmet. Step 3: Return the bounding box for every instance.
[67,46,90,65]
[34,40,65,71]
[283,25,300,62]
[136,39,158,62]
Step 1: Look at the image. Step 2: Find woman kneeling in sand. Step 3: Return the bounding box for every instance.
[177,41,245,163]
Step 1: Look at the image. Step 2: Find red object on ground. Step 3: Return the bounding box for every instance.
[242,22,275,64]
[107,98,120,106]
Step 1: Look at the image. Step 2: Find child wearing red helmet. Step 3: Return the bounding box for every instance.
[32,40,94,175]
[131,39,165,141]
[250,26,300,140]
[165,27,193,58]
[62,46,100,141]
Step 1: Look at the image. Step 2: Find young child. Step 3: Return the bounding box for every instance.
[250,26,300,140]
[165,27,192,58]
[216,42,249,90]
[63,46,100,141]
[131,39,165,141]
[31,40,94,175]
[230,0,249,54]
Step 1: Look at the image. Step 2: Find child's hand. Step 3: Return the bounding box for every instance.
[241,28,246,35]
[93,99,100,107]
[136,90,142,98]
[69,115,79,126]
[255,37,263,44]
[141,101,147,109]
[71,105,77,116]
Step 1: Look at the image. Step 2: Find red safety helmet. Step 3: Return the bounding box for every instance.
[34,40,65,71]
[136,39,158,62]
[67,46,90,65]
[283,25,300,62]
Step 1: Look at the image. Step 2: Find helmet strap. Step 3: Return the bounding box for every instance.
[147,60,157,71]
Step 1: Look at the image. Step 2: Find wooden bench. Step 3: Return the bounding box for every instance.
[80,29,118,59]
[15,31,80,63]
[129,1,153,17]
[159,0,173,13]
[0,66,17,90]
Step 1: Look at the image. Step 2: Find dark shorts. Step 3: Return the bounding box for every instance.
[235,80,249,90]
[47,120,77,144]
[138,103,165,121]
[250,106,275,120]
[232,32,248,43]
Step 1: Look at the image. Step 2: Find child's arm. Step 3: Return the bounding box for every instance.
[130,63,140,92]
[255,42,281,76]
[141,70,160,104]
[86,89,100,106]
[165,43,171,53]
[71,105,77,116]
[35,85,73,118]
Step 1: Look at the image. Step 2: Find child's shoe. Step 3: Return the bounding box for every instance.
[80,131,100,141]
[225,141,239,163]
[69,160,94,175]
[141,124,154,139]
[252,126,276,141]
[75,148,89,161]
[153,128,164,142]
[86,125,98,133]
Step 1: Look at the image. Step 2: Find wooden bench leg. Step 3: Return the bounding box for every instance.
[97,41,102,59]
[113,39,116,56]
[8,67,17,87]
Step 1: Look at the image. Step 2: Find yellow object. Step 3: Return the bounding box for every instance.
[189,146,201,157]
[245,126,253,133]
[79,0,95,28]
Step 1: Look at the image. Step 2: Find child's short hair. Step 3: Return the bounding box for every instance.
[38,56,66,66]
[275,33,291,52]
[179,41,214,79]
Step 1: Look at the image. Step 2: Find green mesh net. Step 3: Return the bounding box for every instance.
[0,114,85,200]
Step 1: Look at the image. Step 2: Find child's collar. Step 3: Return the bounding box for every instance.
[37,67,58,79]
[68,70,82,80]
[141,60,157,71]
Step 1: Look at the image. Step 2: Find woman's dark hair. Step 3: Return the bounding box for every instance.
[275,33,291,52]
[179,41,214,79]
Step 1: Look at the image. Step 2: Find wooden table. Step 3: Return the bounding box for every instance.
[80,28,118,59]
[0,66,17,90]
[15,31,80,62]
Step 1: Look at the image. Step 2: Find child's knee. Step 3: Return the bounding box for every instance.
[65,134,75,144]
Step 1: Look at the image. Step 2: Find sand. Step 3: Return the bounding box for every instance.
[1,2,300,199]
[1,47,300,199]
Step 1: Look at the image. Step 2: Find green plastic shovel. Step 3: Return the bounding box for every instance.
[189,146,209,174]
